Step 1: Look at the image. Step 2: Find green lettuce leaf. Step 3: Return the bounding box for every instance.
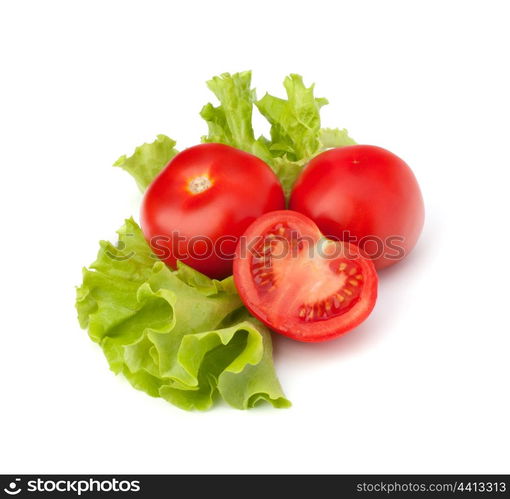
[113,134,178,191]
[271,157,307,197]
[76,218,290,411]
[200,71,274,165]
[256,74,328,162]
[319,127,356,149]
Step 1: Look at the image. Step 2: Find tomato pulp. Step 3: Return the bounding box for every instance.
[141,143,285,279]
[234,210,378,342]
[290,145,424,269]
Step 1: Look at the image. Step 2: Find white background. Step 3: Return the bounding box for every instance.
[1,0,509,474]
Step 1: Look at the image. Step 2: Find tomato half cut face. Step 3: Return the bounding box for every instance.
[233,210,378,342]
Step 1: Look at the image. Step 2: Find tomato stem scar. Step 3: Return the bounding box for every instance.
[188,175,212,194]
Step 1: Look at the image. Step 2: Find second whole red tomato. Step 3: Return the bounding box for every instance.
[141,143,285,279]
[290,145,424,269]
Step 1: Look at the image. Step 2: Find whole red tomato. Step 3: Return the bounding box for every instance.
[141,143,285,279]
[290,145,424,269]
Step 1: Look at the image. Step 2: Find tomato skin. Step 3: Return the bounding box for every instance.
[141,143,285,279]
[290,145,424,269]
[234,210,378,342]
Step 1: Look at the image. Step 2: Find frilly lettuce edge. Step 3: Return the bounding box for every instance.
[76,218,290,411]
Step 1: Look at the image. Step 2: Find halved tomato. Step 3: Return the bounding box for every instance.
[233,210,378,342]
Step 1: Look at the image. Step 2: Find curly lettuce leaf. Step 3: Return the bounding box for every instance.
[256,74,328,162]
[200,71,274,165]
[319,127,356,149]
[76,218,290,411]
[270,157,306,197]
[113,134,178,191]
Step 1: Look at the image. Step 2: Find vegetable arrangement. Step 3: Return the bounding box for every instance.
[76,71,424,411]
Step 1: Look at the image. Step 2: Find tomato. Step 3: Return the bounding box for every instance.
[141,143,285,279]
[233,210,378,342]
[290,145,424,269]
